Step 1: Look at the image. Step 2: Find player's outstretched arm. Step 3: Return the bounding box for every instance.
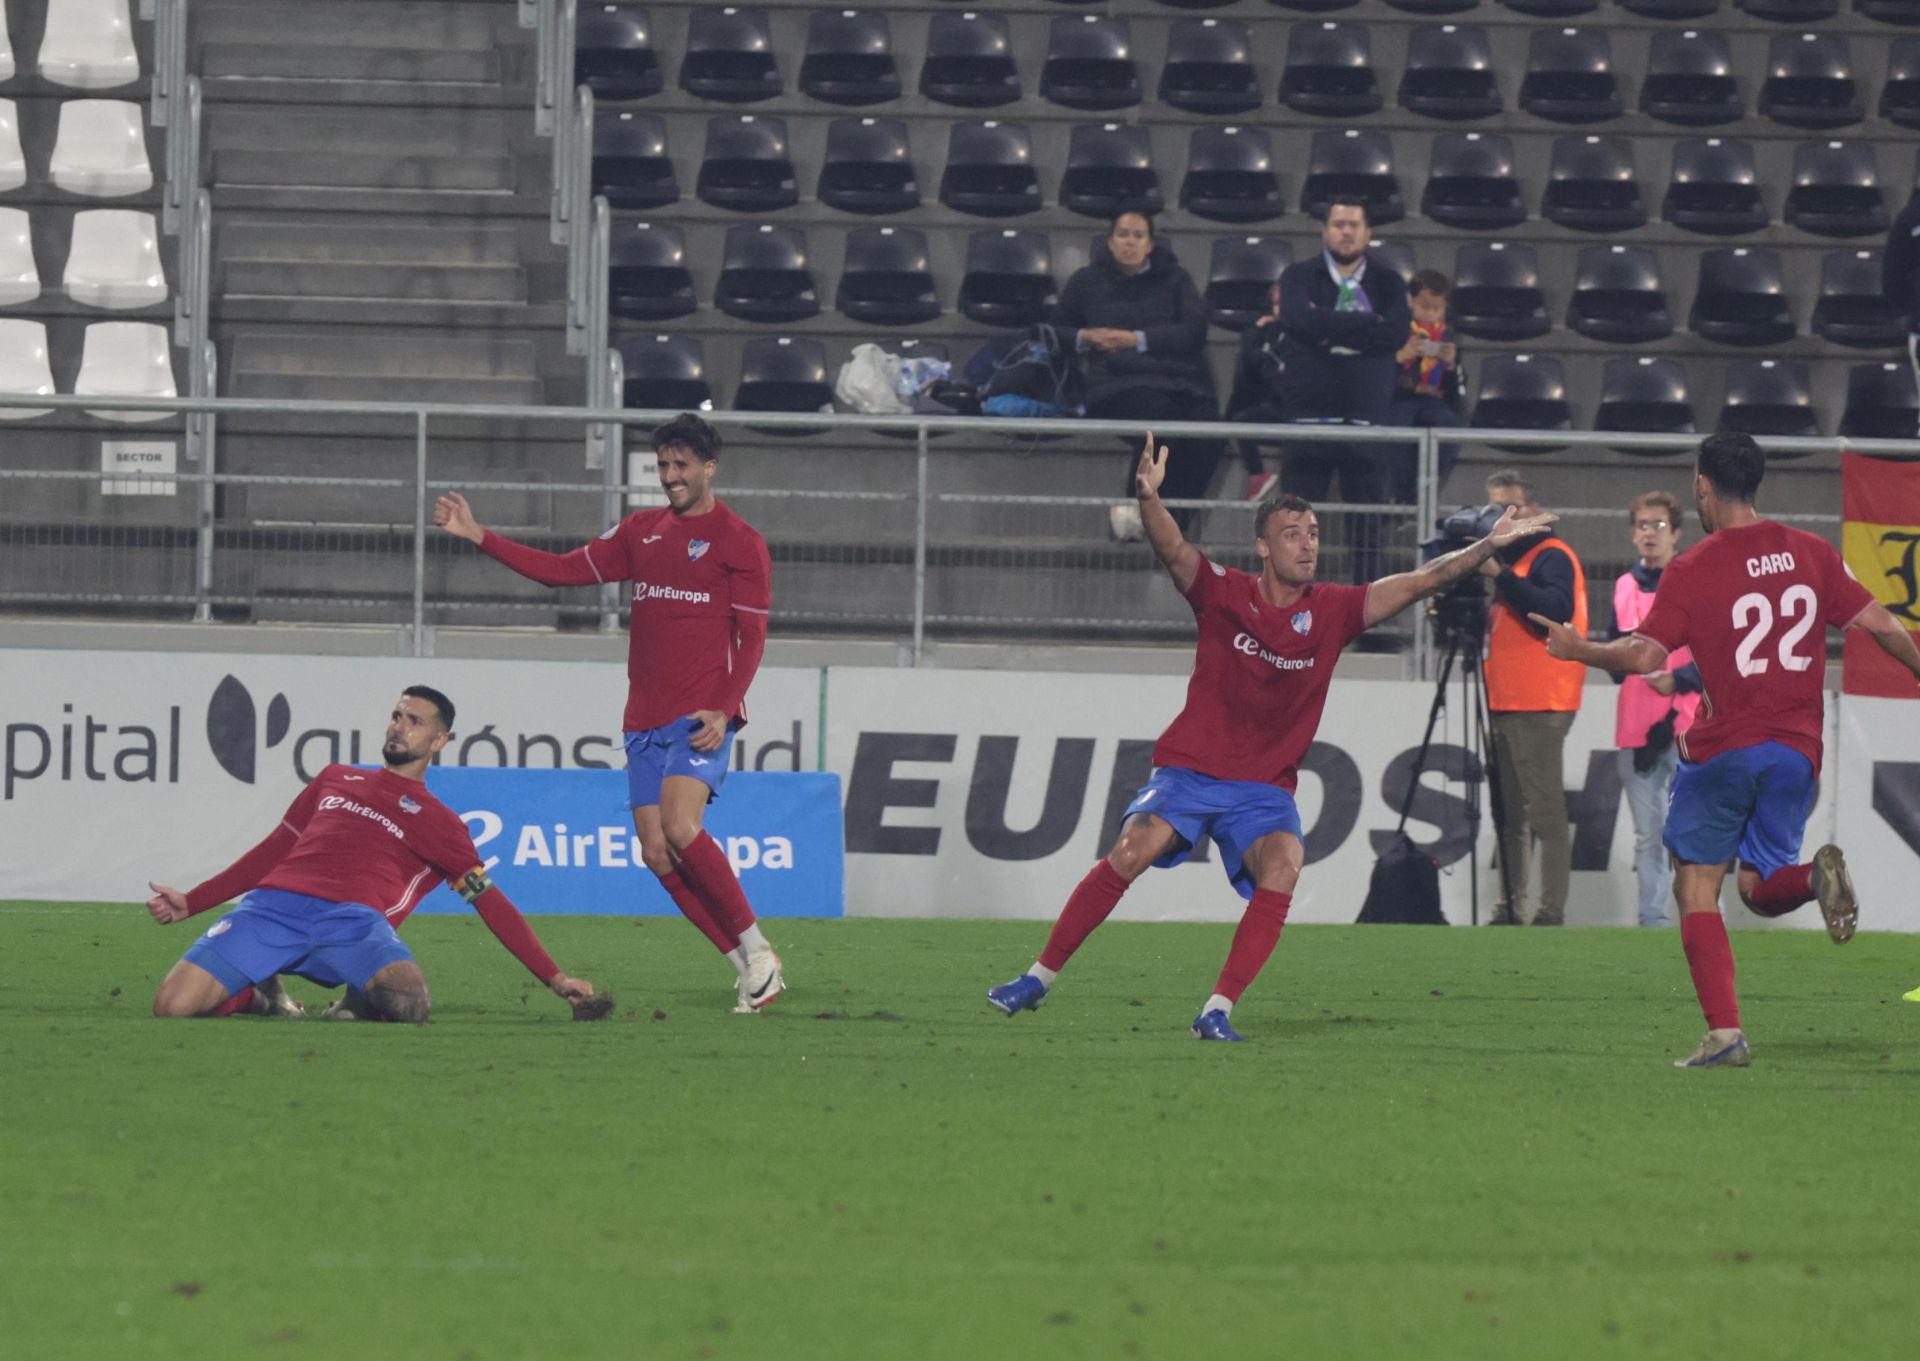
[1362,506,1555,627]
[1135,431,1200,595]
[1532,614,1665,675]
[453,867,606,1015]
[434,490,611,588]
[1853,600,1920,686]
[149,817,303,924]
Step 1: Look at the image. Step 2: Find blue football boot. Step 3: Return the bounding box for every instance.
[986,973,1048,1016]
[1191,1008,1245,1042]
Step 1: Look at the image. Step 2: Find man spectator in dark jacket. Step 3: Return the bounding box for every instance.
[1273,198,1411,577]
[1055,211,1223,538]
[1225,280,1285,502]
[1885,193,1920,434]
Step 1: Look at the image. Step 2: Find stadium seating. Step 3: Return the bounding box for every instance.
[732,335,833,424]
[1782,141,1887,237]
[1621,0,1719,17]
[680,7,781,104]
[1280,22,1383,118]
[1502,0,1599,15]
[1716,359,1820,438]
[1541,135,1646,233]
[920,12,1020,109]
[1840,362,1919,438]
[0,318,54,418]
[1179,126,1284,224]
[1449,241,1550,339]
[1470,354,1573,448]
[836,225,940,326]
[799,10,901,106]
[938,121,1041,218]
[958,228,1055,327]
[0,7,12,84]
[1739,0,1839,20]
[39,0,140,91]
[1690,247,1795,346]
[1858,0,1920,21]
[1519,29,1623,124]
[1398,24,1502,121]
[50,100,154,197]
[1300,128,1403,224]
[1159,18,1262,115]
[1640,30,1742,126]
[590,111,678,209]
[1387,0,1481,13]
[1567,244,1673,343]
[1881,38,1920,128]
[608,221,695,321]
[575,5,662,102]
[0,207,35,306]
[75,320,175,422]
[1420,132,1524,230]
[1595,356,1698,449]
[714,223,817,324]
[1040,15,1142,112]
[1060,123,1162,219]
[1204,235,1292,330]
[1663,138,1768,235]
[64,209,167,310]
[1759,32,1864,130]
[1811,248,1905,347]
[818,117,920,215]
[617,334,713,409]
[696,115,797,213]
[0,101,21,192]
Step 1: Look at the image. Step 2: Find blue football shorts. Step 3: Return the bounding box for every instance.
[624,717,736,810]
[1664,741,1817,879]
[182,888,415,995]
[1123,765,1304,902]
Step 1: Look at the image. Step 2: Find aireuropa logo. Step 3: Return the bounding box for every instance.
[205,675,291,784]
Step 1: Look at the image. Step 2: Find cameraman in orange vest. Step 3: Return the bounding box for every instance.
[1478,470,1587,926]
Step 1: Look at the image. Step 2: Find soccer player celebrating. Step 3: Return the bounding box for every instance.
[1532,433,1920,1068]
[434,413,784,1012]
[146,687,599,1022]
[987,431,1556,1040]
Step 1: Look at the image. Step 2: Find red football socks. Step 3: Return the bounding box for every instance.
[1680,912,1741,1030]
[677,831,757,939]
[1744,863,1814,917]
[1039,861,1131,972]
[214,987,255,1017]
[658,866,740,954]
[1214,889,1293,1003]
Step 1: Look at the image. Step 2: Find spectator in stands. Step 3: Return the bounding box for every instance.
[1225,281,1285,502]
[1383,269,1464,502]
[1480,469,1587,927]
[1610,491,1702,928]
[1054,211,1223,539]
[1274,198,1410,578]
[1886,192,1920,434]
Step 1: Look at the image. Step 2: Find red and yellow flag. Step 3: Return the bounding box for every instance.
[1841,451,1920,698]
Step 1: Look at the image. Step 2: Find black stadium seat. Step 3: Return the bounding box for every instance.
[1160,18,1262,115]
[617,335,712,411]
[1280,22,1383,118]
[837,225,940,326]
[1596,357,1697,450]
[1366,237,1419,284]
[1541,134,1645,233]
[1040,15,1142,111]
[1690,248,1795,346]
[1640,30,1742,127]
[1519,28,1622,124]
[1663,138,1768,235]
[680,7,781,103]
[1268,0,1362,13]
[1567,244,1673,344]
[1759,32,1864,130]
[817,117,919,215]
[608,221,695,321]
[1060,123,1162,219]
[1812,249,1905,347]
[1387,0,1480,12]
[1300,128,1403,224]
[714,223,818,322]
[1500,0,1597,15]
[1881,38,1920,128]
[1180,126,1285,224]
[1450,241,1549,340]
[799,10,901,106]
[591,111,678,210]
[920,12,1020,109]
[1205,235,1293,330]
[734,336,833,430]
[1420,132,1524,230]
[1471,354,1573,450]
[1738,0,1838,20]
[696,115,797,213]
[939,121,1041,218]
[1621,0,1718,16]
[1717,360,1819,439]
[958,229,1057,327]
[1783,140,1886,238]
[1840,362,1920,439]
[1399,24,1501,121]
[1858,0,1920,20]
[576,5,662,102]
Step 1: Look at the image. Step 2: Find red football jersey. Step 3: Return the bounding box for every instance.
[255,764,483,921]
[1636,521,1872,774]
[479,499,772,732]
[1152,556,1372,789]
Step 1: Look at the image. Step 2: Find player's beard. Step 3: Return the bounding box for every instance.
[381,739,413,767]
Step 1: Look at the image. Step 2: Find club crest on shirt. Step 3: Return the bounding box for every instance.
[1291,610,1313,636]
[688,539,711,562]
[398,795,421,815]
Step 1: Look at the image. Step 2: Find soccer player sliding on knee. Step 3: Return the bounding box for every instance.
[146,688,599,1023]
[1533,433,1920,1067]
[435,413,785,1012]
[988,431,1555,1040]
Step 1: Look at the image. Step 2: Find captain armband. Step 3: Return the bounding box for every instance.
[455,867,495,902]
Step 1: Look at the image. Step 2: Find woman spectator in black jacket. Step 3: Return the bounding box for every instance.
[1054,211,1223,538]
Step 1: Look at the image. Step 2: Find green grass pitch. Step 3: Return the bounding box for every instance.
[4,906,1918,1361]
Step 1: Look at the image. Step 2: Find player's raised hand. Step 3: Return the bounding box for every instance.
[433,490,485,544]
[1528,612,1584,662]
[1134,430,1168,500]
[1486,504,1557,549]
[146,882,189,924]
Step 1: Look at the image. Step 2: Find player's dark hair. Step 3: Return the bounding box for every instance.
[652,412,721,463]
[1409,269,1451,299]
[1109,209,1155,239]
[1696,432,1766,503]
[1256,495,1315,537]
[403,685,455,731]
[1630,490,1685,535]
[1326,195,1370,224]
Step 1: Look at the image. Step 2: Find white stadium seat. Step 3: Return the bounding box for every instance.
[39,0,141,90]
[0,5,15,82]
[0,101,24,193]
[64,209,165,308]
[0,207,41,305]
[76,320,175,421]
[0,319,56,419]
[50,100,153,197]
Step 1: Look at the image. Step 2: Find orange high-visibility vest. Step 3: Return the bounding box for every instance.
[1486,538,1588,713]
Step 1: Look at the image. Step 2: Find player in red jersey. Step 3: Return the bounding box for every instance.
[987,431,1555,1039]
[435,412,785,1013]
[1534,434,1920,1067]
[146,687,599,1022]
